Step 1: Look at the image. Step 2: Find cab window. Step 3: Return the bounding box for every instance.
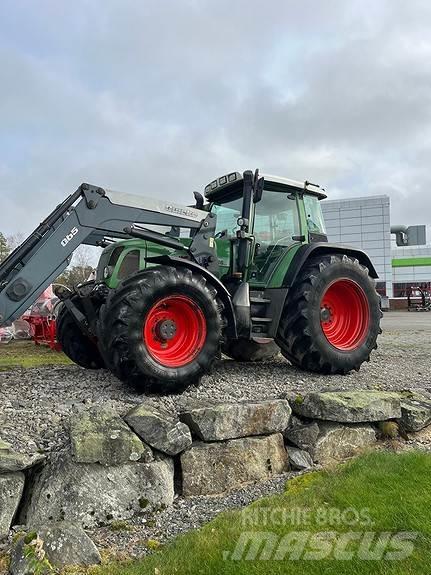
[251,190,300,283]
[303,195,326,235]
[253,191,299,244]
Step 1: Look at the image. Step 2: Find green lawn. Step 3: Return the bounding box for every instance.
[0,341,71,370]
[80,450,431,575]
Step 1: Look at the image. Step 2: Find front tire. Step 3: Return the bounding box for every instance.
[56,296,105,369]
[276,254,382,374]
[100,266,223,393]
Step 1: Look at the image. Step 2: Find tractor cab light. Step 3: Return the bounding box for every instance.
[204,171,242,198]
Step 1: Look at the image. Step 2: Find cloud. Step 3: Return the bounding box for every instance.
[0,0,430,236]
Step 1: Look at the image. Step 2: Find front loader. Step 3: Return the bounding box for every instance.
[0,171,382,392]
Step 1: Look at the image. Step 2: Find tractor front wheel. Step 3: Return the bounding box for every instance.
[100,266,223,393]
[56,296,105,369]
[276,254,382,374]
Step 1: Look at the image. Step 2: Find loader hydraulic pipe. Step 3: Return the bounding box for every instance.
[124,226,191,253]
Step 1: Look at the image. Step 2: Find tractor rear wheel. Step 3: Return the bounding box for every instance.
[223,339,279,362]
[276,254,382,374]
[56,296,105,369]
[100,266,223,393]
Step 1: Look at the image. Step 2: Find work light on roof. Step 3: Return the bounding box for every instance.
[204,172,240,197]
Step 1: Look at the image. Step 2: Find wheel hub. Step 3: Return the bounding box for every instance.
[320,307,332,323]
[155,319,177,341]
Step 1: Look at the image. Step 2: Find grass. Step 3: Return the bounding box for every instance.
[0,341,72,370]
[109,520,135,532]
[0,553,9,575]
[60,450,431,575]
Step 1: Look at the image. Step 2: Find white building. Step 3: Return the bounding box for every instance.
[391,245,431,297]
[321,195,393,297]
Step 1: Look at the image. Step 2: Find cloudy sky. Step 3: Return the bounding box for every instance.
[1,0,430,237]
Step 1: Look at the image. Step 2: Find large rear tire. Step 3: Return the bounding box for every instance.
[56,296,105,369]
[223,339,279,362]
[275,254,382,374]
[100,266,223,393]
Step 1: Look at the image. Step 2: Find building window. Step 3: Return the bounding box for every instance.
[393,282,431,298]
[375,282,387,296]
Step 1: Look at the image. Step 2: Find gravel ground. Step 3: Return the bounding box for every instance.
[0,311,430,557]
[0,312,429,456]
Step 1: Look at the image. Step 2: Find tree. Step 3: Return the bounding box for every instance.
[0,232,10,263]
[6,232,25,252]
[55,265,95,288]
[55,245,97,288]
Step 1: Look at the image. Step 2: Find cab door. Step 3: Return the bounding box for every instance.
[248,186,302,287]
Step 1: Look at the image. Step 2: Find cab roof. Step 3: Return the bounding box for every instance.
[204,171,327,201]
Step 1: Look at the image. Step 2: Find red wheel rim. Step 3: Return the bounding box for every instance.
[143,295,207,368]
[320,279,370,351]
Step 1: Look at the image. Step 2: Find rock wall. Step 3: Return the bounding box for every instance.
[1,388,431,571]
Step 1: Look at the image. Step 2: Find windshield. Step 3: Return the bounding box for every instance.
[211,194,243,238]
[303,195,326,235]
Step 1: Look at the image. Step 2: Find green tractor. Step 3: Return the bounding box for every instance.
[0,170,381,392]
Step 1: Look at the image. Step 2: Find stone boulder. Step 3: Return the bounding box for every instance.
[288,447,314,470]
[10,522,101,574]
[21,451,174,529]
[399,392,431,432]
[291,391,401,423]
[0,439,45,473]
[180,399,291,441]
[70,406,152,465]
[310,423,376,465]
[0,439,9,450]
[284,416,320,451]
[125,403,192,456]
[181,433,288,496]
[0,473,25,539]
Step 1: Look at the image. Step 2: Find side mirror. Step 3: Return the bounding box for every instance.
[292,235,306,242]
[253,177,264,203]
[193,191,204,210]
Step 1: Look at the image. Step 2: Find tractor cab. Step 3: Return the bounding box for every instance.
[205,171,327,288]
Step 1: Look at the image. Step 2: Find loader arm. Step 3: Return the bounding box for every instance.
[0,183,207,326]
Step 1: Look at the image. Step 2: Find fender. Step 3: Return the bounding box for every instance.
[283,243,379,287]
[145,254,238,338]
[263,243,380,339]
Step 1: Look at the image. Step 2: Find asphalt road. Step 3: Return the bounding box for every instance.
[382,310,431,332]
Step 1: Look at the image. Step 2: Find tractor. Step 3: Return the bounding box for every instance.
[0,170,382,392]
